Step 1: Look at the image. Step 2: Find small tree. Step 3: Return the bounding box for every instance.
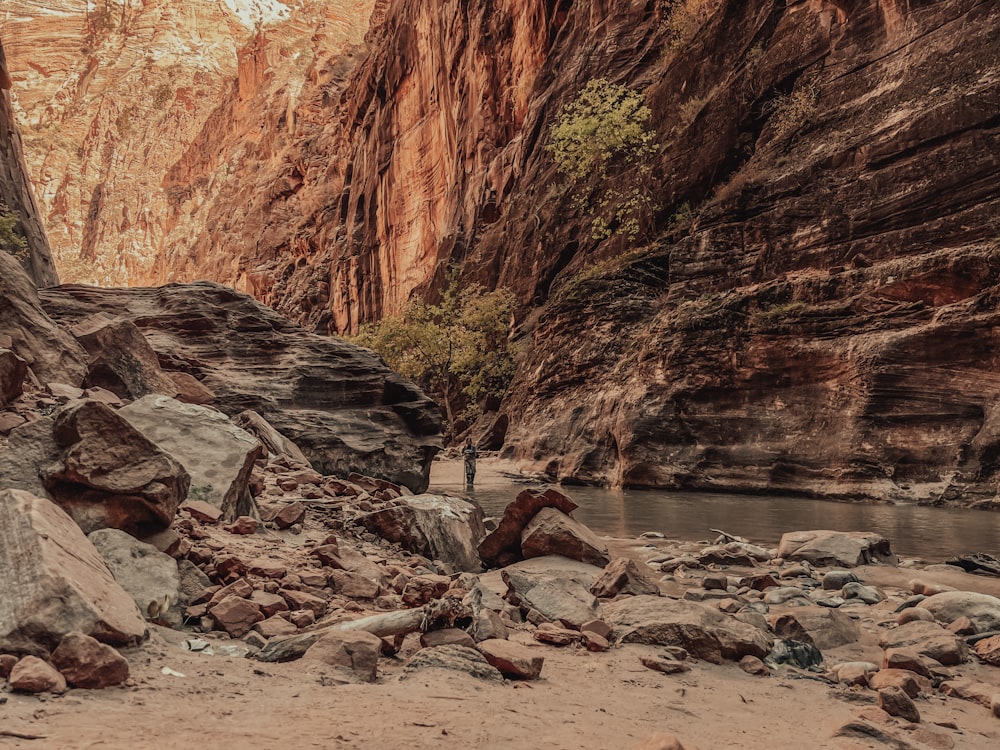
[351,277,517,439]
[0,204,28,261]
[547,78,657,240]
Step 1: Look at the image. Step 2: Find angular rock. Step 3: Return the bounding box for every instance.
[878,686,920,723]
[328,570,381,600]
[420,628,477,649]
[878,620,968,666]
[46,399,190,535]
[253,615,298,639]
[469,609,509,642]
[521,508,610,568]
[477,487,578,566]
[478,639,544,680]
[920,591,1000,633]
[281,589,327,618]
[604,595,773,663]
[402,644,502,681]
[868,668,929,698]
[233,410,311,466]
[226,516,259,535]
[8,655,67,694]
[0,347,27,404]
[502,569,601,630]
[777,531,896,567]
[973,634,1000,666]
[401,574,451,607]
[881,648,941,678]
[770,608,861,650]
[70,314,179,399]
[939,677,997,708]
[208,595,263,638]
[0,416,60,498]
[248,557,287,579]
[119,395,263,521]
[166,371,216,405]
[269,501,307,529]
[831,661,878,686]
[302,630,382,683]
[177,560,212,607]
[0,489,148,655]
[359,494,486,572]
[249,591,290,619]
[590,557,660,598]
[88,528,181,625]
[184,500,222,524]
[50,632,130,688]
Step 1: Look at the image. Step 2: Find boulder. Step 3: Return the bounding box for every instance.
[302,630,382,683]
[49,632,130,688]
[233,410,310,466]
[478,639,544,680]
[119,395,263,521]
[45,399,190,534]
[268,501,306,529]
[590,557,661,598]
[0,251,87,385]
[878,620,968,666]
[87,529,181,625]
[254,615,298,639]
[868,669,929,698]
[401,574,451,606]
[878,686,920,723]
[0,489,148,656]
[166,371,216,405]
[402,644,502,682]
[478,487,578,566]
[39,282,443,492]
[769,608,861,650]
[208,595,263,638]
[420,629,477,649]
[776,530,896,567]
[328,570,381,600]
[8,655,67,694]
[919,591,1000,633]
[358,494,486,572]
[0,347,27,404]
[0,416,60,498]
[69,314,178,399]
[604,595,773,663]
[520,508,610,567]
[502,569,601,630]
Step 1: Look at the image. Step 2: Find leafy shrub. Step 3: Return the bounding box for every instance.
[0,205,28,261]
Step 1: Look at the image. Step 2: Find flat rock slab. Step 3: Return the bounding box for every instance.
[777,530,896,567]
[358,494,485,572]
[478,487,578,566]
[402,644,503,682]
[119,395,263,521]
[478,639,544,679]
[502,568,601,629]
[604,595,773,664]
[0,489,147,656]
[521,507,610,567]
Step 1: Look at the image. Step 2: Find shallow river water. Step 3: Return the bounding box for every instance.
[429,460,1000,560]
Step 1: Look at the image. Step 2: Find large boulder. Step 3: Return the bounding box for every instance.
[0,489,148,656]
[118,395,263,521]
[0,251,86,385]
[402,644,503,682]
[44,399,190,534]
[878,620,969,666]
[478,487,578,566]
[777,530,896,567]
[39,282,442,492]
[301,630,382,683]
[604,595,774,663]
[69,314,179,400]
[87,529,181,625]
[0,416,60,497]
[520,508,610,567]
[769,607,861,650]
[502,568,601,629]
[919,591,1000,633]
[358,494,486,572]
[590,558,661,598]
[50,632,130,688]
[0,347,27,404]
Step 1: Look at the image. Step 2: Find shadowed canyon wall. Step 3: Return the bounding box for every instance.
[6,0,1000,503]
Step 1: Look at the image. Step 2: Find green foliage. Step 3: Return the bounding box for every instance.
[0,204,28,261]
[350,275,517,438]
[547,78,657,241]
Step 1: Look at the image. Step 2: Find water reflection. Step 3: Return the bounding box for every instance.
[434,477,1000,560]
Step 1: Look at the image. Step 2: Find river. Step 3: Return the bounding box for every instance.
[428,459,1000,560]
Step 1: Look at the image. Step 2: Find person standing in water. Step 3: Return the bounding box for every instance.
[462,439,478,484]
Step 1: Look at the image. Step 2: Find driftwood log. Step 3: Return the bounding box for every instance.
[256,596,469,662]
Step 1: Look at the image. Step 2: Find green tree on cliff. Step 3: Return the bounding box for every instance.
[350,276,517,439]
[548,78,657,241]
[0,203,28,261]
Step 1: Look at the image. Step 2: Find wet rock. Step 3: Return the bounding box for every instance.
[604,595,773,663]
[8,655,67,694]
[502,569,600,630]
[920,591,1000,633]
[119,395,263,522]
[359,494,485,572]
[590,558,661,598]
[402,644,502,682]
[939,677,997,708]
[302,630,382,683]
[0,347,27,404]
[0,489,148,655]
[70,315,178,399]
[879,621,968,666]
[50,632,129,688]
[477,487,578,566]
[478,639,544,680]
[521,508,610,568]
[770,608,861,650]
[777,531,896,568]
[878,686,920,723]
[88,529,181,625]
[46,399,190,535]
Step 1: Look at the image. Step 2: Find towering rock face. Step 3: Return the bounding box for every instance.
[0,38,57,286]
